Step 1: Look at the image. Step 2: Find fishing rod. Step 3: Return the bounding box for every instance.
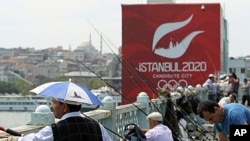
[87,21,179,115]
[147,87,215,140]
[79,113,124,139]
[117,58,184,140]
[163,33,218,139]
[155,88,215,140]
[0,125,22,136]
[79,23,160,115]
[70,24,166,139]
[146,30,217,139]
[177,86,218,138]
[71,50,183,140]
[175,100,216,139]
[116,50,206,140]
[162,92,195,141]
[121,50,216,140]
[88,20,153,95]
[87,23,207,140]
[177,53,219,140]
[71,59,157,140]
[125,65,185,140]
[7,70,34,86]
[71,58,148,117]
[204,50,218,75]
[87,21,214,140]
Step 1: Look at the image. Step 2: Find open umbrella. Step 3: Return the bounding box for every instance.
[29,81,103,106]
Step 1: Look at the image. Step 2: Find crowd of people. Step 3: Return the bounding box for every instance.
[122,72,249,141]
[143,71,250,141]
[203,72,250,106]
[198,72,250,141]
[6,72,250,141]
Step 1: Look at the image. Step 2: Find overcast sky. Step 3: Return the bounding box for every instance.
[0,0,249,57]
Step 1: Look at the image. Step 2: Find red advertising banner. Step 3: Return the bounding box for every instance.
[122,4,223,104]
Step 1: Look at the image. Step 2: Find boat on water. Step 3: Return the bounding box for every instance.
[91,89,121,105]
[0,94,52,111]
[0,88,122,112]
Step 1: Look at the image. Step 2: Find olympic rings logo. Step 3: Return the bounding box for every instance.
[157,79,188,92]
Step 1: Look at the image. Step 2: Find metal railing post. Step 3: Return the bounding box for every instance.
[136,92,149,129]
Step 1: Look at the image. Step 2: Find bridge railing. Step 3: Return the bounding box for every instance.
[0,86,208,141]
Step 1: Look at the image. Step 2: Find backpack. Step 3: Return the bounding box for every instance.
[124,123,146,141]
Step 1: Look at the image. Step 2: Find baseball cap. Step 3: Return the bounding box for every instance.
[208,74,215,78]
[146,112,163,121]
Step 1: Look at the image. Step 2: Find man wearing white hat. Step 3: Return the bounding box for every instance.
[142,112,173,141]
[203,74,218,102]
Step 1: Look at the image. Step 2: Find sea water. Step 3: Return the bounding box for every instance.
[0,111,30,128]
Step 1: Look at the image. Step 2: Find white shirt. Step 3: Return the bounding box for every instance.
[18,112,112,141]
[145,124,173,141]
[218,97,230,107]
[203,79,217,94]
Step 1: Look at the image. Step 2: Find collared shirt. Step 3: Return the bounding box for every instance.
[18,112,112,141]
[203,79,217,94]
[145,124,173,141]
[242,83,250,95]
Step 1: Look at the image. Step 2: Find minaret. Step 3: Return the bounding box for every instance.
[89,33,92,47]
[100,33,103,54]
[69,44,71,51]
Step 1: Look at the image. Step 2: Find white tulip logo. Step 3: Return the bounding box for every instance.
[152,14,204,59]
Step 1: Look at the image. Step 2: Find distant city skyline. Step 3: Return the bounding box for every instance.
[0,0,249,57]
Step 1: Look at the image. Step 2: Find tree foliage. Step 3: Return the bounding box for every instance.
[12,79,33,95]
[86,78,106,90]
[52,75,70,82]
[0,81,18,94]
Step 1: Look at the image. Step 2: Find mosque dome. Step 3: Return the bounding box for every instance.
[78,41,91,47]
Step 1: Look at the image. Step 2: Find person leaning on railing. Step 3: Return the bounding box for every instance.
[203,74,218,102]
[197,100,250,141]
[8,98,112,141]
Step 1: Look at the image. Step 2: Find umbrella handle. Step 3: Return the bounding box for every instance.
[0,125,22,136]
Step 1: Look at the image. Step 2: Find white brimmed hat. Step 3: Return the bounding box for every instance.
[146,112,163,121]
[55,98,82,105]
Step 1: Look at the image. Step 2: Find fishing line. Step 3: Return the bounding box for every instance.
[87,21,213,140]
[175,102,216,138]
[129,67,212,139]
[164,96,195,141]
[166,88,216,139]
[68,42,158,139]
[80,113,124,139]
[88,20,154,95]
[71,58,148,116]
[118,49,203,140]
[87,26,196,140]
[72,56,184,139]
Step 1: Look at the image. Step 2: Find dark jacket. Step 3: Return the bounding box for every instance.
[51,117,103,141]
